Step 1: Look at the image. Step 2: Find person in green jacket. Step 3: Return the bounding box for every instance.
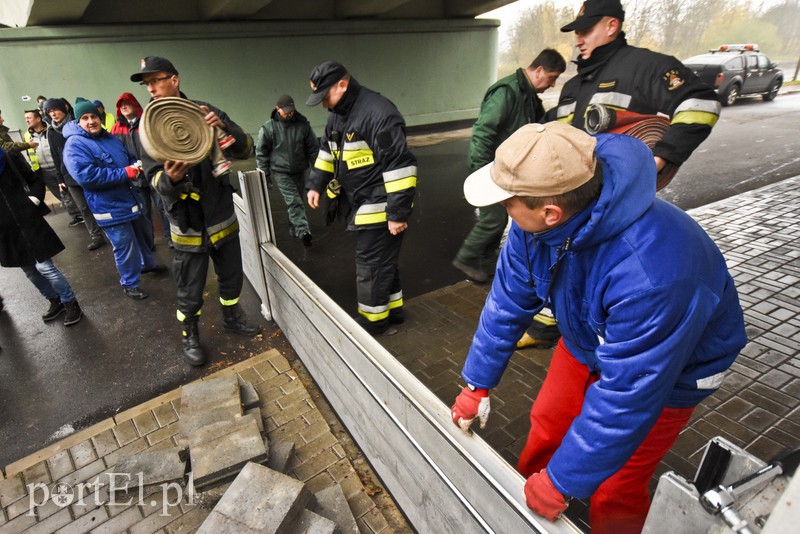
[255,94,318,246]
[453,49,566,284]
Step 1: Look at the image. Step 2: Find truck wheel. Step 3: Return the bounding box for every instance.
[721,84,740,106]
[763,81,781,101]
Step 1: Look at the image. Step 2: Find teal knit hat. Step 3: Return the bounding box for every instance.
[74,97,99,120]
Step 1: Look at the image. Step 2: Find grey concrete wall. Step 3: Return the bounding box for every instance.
[0,19,498,134]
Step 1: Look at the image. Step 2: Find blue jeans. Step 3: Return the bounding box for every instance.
[21,259,76,303]
[102,217,156,288]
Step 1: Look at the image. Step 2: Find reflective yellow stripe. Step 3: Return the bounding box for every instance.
[220,297,239,306]
[179,192,201,201]
[343,149,374,170]
[176,309,202,321]
[314,157,334,173]
[589,91,632,109]
[354,211,387,225]
[171,232,203,246]
[385,176,416,193]
[672,110,719,127]
[327,188,338,199]
[210,220,239,245]
[153,170,163,188]
[533,313,557,326]
[358,308,390,322]
[557,115,574,124]
[388,298,403,310]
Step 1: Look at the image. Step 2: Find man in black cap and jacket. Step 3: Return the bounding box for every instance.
[549,0,721,172]
[305,60,417,335]
[131,56,259,367]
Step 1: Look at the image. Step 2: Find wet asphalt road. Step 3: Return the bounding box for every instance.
[1,91,798,468]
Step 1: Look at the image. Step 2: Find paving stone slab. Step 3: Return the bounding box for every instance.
[287,509,336,534]
[190,418,269,491]
[180,375,242,438]
[245,408,265,433]
[239,379,261,411]
[267,441,295,475]
[312,483,359,534]
[114,448,186,491]
[196,462,311,534]
[187,413,262,450]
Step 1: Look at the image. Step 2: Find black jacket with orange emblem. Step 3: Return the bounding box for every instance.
[546,34,721,165]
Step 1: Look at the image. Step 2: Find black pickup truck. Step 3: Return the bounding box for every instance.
[683,44,783,106]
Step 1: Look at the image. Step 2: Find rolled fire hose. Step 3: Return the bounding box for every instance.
[139,97,232,176]
[585,103,679,190]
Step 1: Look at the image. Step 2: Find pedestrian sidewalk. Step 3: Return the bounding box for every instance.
[379,175,800,530]
[0,350,398,534]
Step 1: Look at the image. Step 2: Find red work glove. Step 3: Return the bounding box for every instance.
[524,469,568,521]
[451,386,490,433]
[125,166,140,179]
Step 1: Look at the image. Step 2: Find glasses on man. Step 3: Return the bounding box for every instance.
[140,75,173,87]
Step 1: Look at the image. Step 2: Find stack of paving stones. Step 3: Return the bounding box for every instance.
[0,349,391,533]
[380,177,800,532]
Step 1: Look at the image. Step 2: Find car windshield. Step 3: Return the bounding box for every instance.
[684,54,732,65]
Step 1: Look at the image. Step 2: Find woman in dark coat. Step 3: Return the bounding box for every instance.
[0,147,82,325]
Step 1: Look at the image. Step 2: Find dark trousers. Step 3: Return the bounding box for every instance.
[172,237,244,318]
[131,186,156,251]
[274,171,310,237]
[67,185,103,239]
[455,203,508,268]
[40,168,80,217]
[354,228,404,327]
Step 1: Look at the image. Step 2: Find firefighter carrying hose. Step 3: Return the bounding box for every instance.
[132,56,259,367]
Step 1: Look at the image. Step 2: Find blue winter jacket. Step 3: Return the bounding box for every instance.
[62,121,139,227]
[462,134,747,499]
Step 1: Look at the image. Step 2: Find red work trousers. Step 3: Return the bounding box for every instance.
[516,339,694,534]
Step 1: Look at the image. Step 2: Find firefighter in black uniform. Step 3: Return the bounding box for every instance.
[523,0,723,351]
[305,61,417,335]
[131,56,259,367]
[549,0,721,171]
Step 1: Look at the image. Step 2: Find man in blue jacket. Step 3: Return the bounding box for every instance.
[63,100,165,300]
[450,123,746,533]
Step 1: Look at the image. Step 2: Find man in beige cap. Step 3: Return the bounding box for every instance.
[450,122,746,532]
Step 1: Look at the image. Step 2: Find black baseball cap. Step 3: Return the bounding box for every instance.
[560,0,625,32]
[276,94,296,112]
[306,61,348,106]
[130,56,179,82]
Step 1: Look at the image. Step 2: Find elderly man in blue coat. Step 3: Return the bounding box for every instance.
[63,100,165,300]
[450,122,747,533]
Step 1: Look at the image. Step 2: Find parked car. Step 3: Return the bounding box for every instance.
[684,44,783,106]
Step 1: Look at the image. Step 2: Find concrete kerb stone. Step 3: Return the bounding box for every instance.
[313,483,359,534]
[189,417,269,491]
[179,374,243,439]
[288,509,337,534]
[114,448,187,490]
[197,462,312,534]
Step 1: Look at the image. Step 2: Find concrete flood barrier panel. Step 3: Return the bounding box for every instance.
[236,171,581,534]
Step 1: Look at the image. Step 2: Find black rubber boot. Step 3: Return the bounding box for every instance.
[221,304,260,336]
[182,317,207,366]
[63,300,83,326]
[42,297,66,322]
